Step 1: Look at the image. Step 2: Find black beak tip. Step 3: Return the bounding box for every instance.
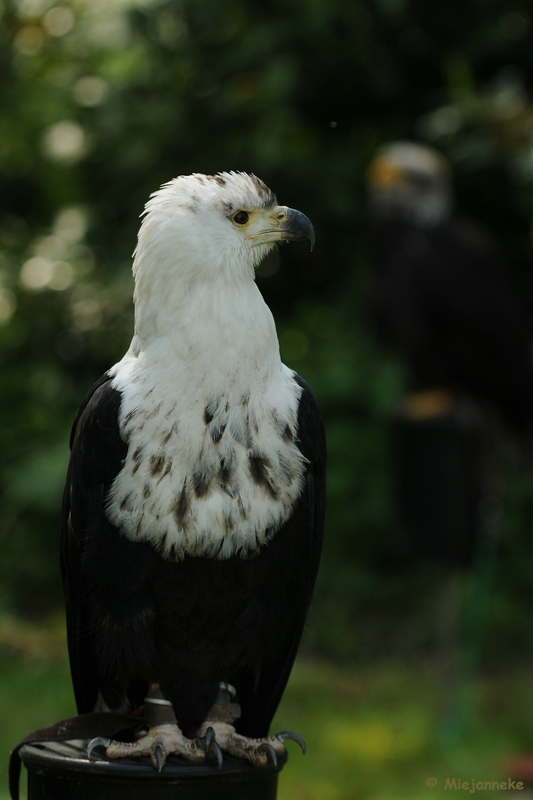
[283,208,316,252]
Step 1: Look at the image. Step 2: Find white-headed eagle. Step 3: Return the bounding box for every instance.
[61,172,326,770]
[366,141,533,430]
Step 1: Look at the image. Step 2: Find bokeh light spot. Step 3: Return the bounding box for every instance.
[20,256,54,291]
[42,121,86,162]
[43,5,74,36]
[14,25,45,55]
[53,207,88,243]
[74,76,108,107]
[48,261,74,291]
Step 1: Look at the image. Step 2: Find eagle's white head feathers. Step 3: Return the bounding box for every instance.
[131,171,314,344]
[107,172,314,561]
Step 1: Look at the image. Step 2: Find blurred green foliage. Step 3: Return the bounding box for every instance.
[2,0,533,663]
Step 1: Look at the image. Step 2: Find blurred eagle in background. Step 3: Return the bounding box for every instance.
[61,172,326,770]
[366,141,533,568]
[367,140,533,432]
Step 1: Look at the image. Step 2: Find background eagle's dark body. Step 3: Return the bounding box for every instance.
[62,359,325,741]
[62,371,325,738]
[369,214,533,429]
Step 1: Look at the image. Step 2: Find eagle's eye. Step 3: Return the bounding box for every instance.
[233,211,249,225]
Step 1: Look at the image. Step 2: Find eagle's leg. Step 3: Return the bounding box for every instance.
[87,685,218,771]
[196,684,306,767]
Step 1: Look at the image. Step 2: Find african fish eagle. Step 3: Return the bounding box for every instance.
[61,171,326,770]
[366,141,533,430]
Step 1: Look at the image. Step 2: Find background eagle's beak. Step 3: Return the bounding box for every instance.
[278,208,316,251]
[366,155,406,189]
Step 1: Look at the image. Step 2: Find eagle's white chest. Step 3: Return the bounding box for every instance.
[105,283,306,560]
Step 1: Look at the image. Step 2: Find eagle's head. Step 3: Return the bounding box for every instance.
[133,171,315,290]
[367,141,452,226]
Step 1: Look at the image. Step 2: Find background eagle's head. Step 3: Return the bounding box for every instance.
[367,141,453,226]
[132,171,315,291]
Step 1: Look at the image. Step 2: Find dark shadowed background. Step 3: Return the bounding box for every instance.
[3,1,533,797]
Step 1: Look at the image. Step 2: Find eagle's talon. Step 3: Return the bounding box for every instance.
[87,737,111,761]
[258,742,278,767]
[210,738,224,768]
[204,726,215,752]
[153,744,165,773]
[196,725,224,767]
[275,730,307,754]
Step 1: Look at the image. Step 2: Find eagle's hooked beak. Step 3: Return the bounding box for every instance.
[277,207,316,251]
[246,206,316,251]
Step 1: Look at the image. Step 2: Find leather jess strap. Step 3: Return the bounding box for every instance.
[9,712,139,800]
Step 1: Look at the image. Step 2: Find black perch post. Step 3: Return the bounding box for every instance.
[19,741,286,800]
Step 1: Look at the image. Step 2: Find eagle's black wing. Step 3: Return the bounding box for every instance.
[234,374,326,737]
[60,373,129,714]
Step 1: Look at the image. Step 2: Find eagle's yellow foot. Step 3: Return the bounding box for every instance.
[87,723,211,770]
[195,721,306,767]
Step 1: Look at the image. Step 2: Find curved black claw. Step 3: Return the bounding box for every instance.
[205,726,214,752]
[199,726,223,767]
[258,743,278,768]
[276,730,307,755]
[210,738,224,768]
[153,744,166,773]
[87,737,111,761]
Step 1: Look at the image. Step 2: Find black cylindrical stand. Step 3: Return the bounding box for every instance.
[20,740,287,800]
